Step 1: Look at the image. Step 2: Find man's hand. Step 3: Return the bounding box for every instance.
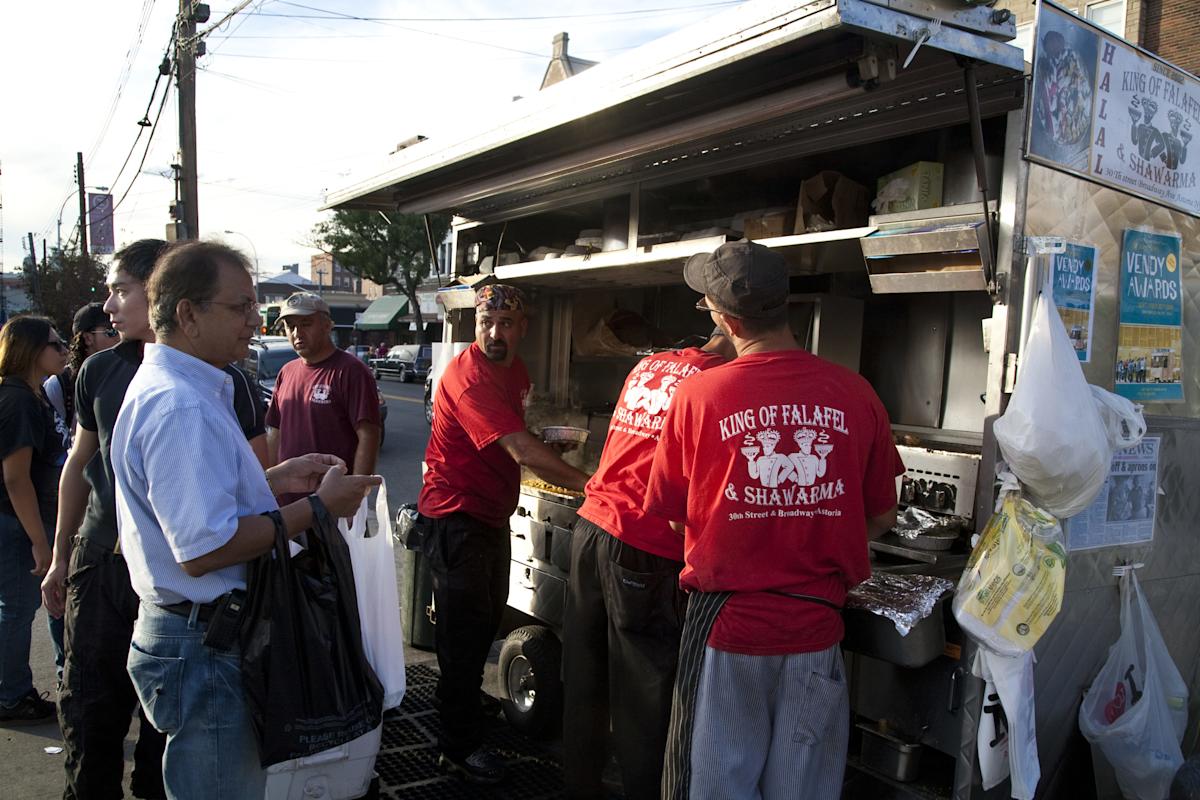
[267,453,346,495]
[41,557,68,617]
[315,465,382,518]
[31,538,52,577]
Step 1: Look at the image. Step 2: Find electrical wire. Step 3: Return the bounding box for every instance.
[85,0,158,171]
[244,0,744,23]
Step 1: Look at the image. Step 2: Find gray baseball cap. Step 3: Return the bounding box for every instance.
[278,291,331,320]
[684,241,789,319]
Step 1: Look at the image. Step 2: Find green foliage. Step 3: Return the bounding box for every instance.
[311,210,450,342]
[22,248,106,336]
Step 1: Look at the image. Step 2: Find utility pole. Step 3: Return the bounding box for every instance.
[76,151,89,256]
[175,0,202,239]
[27,233,36,269]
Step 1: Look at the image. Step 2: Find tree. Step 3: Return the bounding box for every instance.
[22,247,106,337]
[310,210,450,343]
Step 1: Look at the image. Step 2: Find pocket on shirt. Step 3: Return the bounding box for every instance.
[791,668,847,746]
[127,640,185,734]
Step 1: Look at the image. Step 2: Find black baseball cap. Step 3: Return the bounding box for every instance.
[684,241,789,319]
[72,302,110,335]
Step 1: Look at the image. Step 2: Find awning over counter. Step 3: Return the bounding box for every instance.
[355,295,408,330]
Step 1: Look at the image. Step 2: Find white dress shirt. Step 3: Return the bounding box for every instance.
[113,343,277,605]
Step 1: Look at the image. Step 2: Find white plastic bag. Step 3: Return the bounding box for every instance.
[994,293,1110,519]
[1090,386,1147,451]
[1078,571,1188,800]
[339,481,406,711]
[974,648,1040,800]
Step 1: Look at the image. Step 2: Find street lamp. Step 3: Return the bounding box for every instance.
[56,185,109,251]
[222,230,260,291]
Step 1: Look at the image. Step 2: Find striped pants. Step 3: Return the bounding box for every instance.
[663,592,848,800]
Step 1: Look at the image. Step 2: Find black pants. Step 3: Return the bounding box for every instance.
[561,518,687,800]
[59,537,166,800]
[425,512,510,759]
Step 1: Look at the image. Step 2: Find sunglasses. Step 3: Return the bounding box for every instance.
[46,340,68,353]
[695,300,718,313]
[88,328,118,338]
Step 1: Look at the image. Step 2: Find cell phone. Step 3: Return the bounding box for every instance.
[202,589,247,651]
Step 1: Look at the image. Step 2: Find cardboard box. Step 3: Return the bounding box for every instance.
[794,171,869,233]
[874,161,944,215]
[742,208,796,240]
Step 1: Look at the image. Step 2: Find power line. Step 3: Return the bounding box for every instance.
[84,0,158,171]
[237,0,744,23]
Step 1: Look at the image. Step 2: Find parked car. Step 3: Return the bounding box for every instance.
[242,338,390,446]
[371,344,432,383]
[424,373,434,425]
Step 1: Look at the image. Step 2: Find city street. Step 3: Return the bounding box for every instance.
[0,376,433,800]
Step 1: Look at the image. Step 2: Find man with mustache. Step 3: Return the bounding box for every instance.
[418,283,587,785]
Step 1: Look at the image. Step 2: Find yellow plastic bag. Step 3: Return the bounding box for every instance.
[952,492,1067,655]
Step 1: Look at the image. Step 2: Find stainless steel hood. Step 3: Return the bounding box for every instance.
[860,202,997,293]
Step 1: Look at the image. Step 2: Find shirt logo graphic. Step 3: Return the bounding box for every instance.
[719,403,849,518]
[311,384,332,404]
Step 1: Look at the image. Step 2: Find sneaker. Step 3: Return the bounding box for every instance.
[0,689,55,725]
[438,749,507,785]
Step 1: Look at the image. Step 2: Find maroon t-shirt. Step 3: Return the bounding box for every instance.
[419,344,530,528]
[266,349,381,479]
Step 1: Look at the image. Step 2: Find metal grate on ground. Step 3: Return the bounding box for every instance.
[376,662,564,799]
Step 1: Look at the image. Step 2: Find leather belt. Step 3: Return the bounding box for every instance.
[160,597,224,624]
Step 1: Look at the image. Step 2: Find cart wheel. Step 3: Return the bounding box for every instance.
[498,625,562,738]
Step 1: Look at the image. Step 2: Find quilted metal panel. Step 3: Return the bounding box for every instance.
[1023,164,1200,418]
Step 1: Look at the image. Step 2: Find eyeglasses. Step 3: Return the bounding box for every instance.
[88,329,118,338]
[46,340,68,353]
[695,300,718,313]
[205,299,261,317]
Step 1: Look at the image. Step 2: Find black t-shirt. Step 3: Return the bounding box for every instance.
[74,341,266,549]
[0,378,65,520]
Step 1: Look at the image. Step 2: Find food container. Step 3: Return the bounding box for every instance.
[541,426,590,445]
[858,722,923,782]
[874,161,944,215]
[842,592,948,668]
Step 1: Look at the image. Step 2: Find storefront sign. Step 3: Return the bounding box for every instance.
[1066,436,1159,550]
[1115,229,1184,402]
[1050,241,1097,362]
[1028,1,1200,217]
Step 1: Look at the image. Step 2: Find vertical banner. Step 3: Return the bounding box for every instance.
[87,193,114,255]
[1050,242,1098,362]
[1115,229,1184,402]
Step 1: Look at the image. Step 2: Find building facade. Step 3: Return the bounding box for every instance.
[305,253,388,299]
[1000,0,1199,75]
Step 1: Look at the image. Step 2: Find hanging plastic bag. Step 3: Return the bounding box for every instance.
[240,503,384,767]
[994,293,1110,518]
[974,649,1041,800]
[953,491,1067,656]
[338,481,406,711]
[1079,571,1188,800]
[1089,386,1146,451]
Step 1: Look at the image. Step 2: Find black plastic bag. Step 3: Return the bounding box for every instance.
[239,503,384,767]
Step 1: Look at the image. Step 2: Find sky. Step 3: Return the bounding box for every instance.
[1,0,745,279]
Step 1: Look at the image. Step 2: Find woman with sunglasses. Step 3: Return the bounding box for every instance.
[0,315,68,723]
[44,303,118,450]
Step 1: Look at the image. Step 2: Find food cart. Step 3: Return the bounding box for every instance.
[325,1,1199,796]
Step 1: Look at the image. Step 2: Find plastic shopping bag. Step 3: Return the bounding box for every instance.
[240,503,384,767]
[1079,571,1188,800]
[339,481,406,711]
[974,648,1040,800]
[994,293,1111,518]
[953,491,1067,656]
[1090,386,1146,452]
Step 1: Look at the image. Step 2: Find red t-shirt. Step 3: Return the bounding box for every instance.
[419,344,531,528]
[265,349,381,481]
[578,348,727,560]
[644,349,902,656]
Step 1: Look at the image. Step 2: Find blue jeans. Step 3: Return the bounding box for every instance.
[127,600,265,800]
[0,512,53,705]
